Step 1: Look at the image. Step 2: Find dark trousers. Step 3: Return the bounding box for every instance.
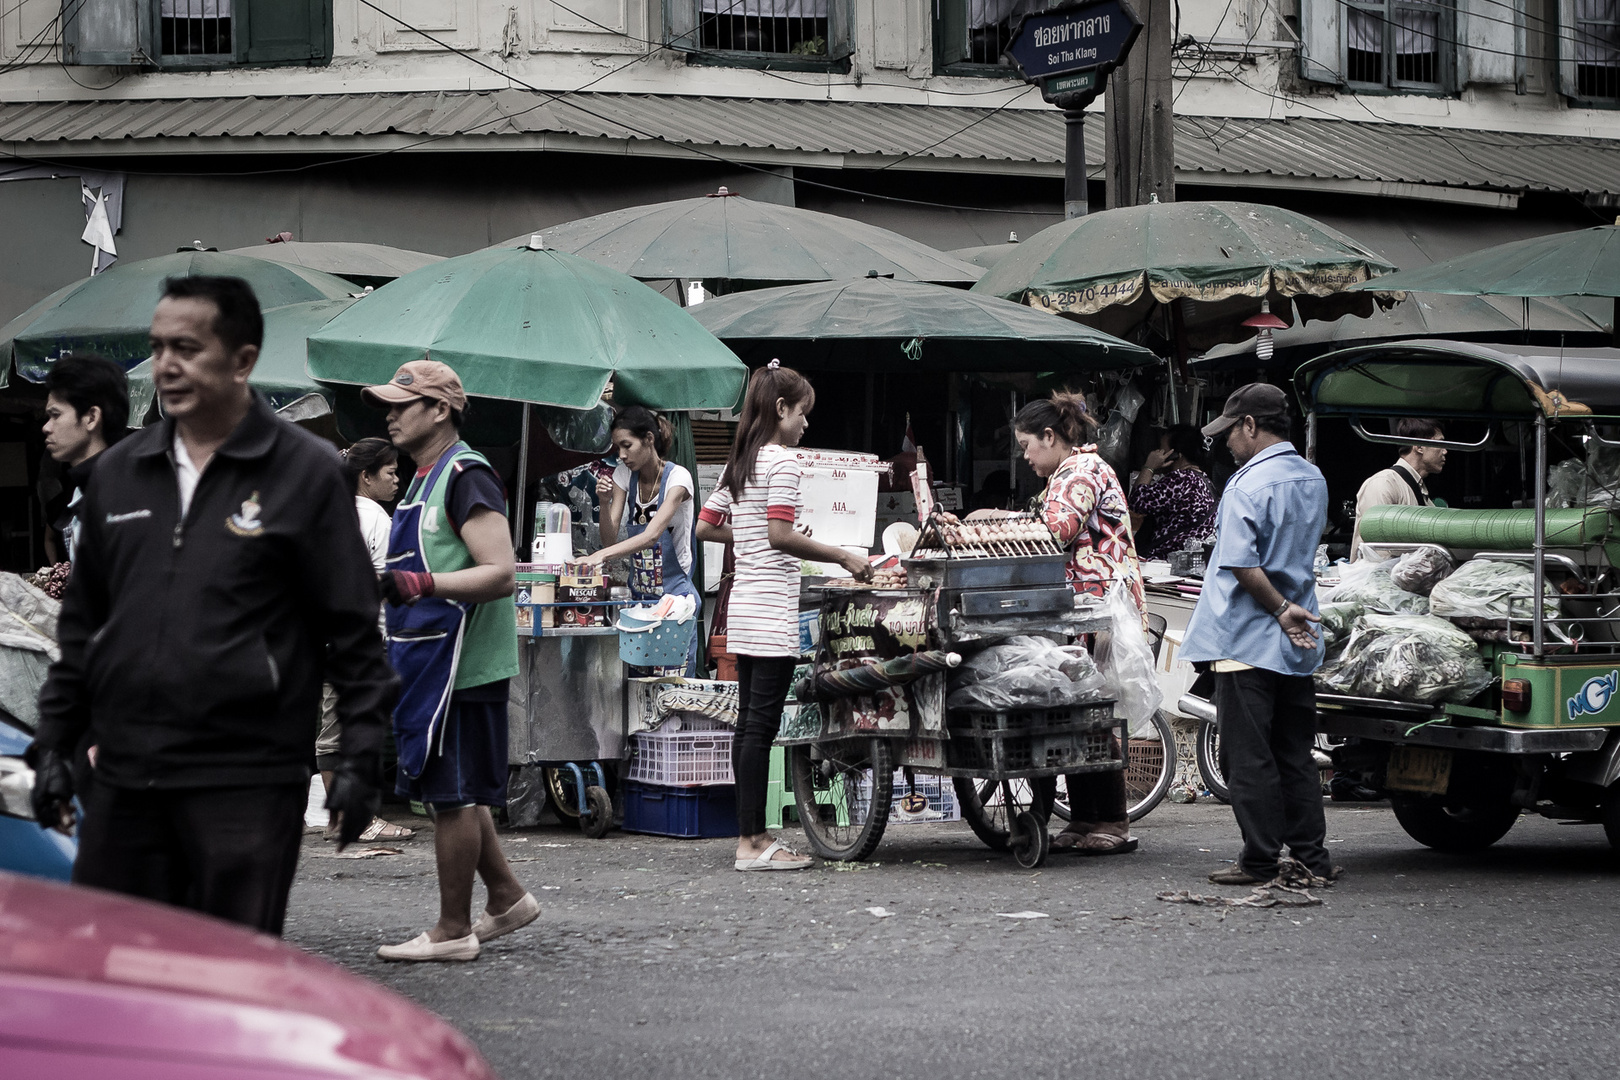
[1065,738,1128,825]
[1214,668,1329,878]
[733,654,797,837]
[73,782,307,936]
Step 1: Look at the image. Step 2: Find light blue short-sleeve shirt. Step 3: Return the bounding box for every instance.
[1180,442,1329,676]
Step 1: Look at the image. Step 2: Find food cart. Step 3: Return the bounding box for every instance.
[1182,340,1620,853]
[782,512,1123,868]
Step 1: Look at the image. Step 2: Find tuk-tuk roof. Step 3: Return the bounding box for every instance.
[1295,339,1620,421]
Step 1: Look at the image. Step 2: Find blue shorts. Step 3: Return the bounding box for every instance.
[396,681,510,810]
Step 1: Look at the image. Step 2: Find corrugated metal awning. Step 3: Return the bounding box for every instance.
[0,91,1613,199]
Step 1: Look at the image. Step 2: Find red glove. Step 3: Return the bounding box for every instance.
[381,570,435,606]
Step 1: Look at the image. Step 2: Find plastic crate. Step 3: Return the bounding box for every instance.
[621,781,738,838]
[628,728,735,786]
[950,701,1117,733]
[945,726,1116,773]
[853,769,961,824]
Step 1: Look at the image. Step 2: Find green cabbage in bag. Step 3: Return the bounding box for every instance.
[1314,613,1494,705]
[1428,559,1559,627]
[1327,561,1429,616]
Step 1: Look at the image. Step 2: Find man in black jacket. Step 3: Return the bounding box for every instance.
[29,276,398,935]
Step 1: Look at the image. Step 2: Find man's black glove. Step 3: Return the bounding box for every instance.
[323,753,382,851]
[23,743,75,835]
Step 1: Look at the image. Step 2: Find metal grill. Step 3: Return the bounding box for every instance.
[911,512,1065,560]
[1575,0,1620,99]
[1345,0,1447,89]
[962,0,1040,66]
[161,0,232,56]
[697,0,829,57]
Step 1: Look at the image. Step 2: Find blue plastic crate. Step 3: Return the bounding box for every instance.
[621,781,739,838]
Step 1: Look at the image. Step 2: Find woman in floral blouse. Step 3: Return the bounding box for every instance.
[968,391,1143,856]
[1129,425,1217,560]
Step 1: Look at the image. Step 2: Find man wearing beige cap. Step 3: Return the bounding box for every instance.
[364,360,536,962]
[1180,383,1338,887]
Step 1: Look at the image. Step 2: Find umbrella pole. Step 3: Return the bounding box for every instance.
[513,402,531,557]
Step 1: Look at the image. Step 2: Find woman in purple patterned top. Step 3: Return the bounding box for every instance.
[1129,426,1217,560]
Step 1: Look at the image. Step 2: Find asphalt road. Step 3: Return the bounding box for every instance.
[286,801,1620,1080]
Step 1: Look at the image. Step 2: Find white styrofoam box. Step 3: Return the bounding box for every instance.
[702,540,726,594]
[798,465,879,548]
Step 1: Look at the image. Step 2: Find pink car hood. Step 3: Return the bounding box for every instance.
[0,872,496,1079]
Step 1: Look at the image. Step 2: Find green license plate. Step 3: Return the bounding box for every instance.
[1385,746,1452,795]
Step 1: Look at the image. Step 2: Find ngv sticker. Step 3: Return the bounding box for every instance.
[1567,670,1620,722]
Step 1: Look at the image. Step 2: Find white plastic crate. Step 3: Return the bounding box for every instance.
[628,728,735,786]
[853,770,961,824]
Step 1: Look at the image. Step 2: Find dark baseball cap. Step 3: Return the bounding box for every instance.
[1202,383,1290,438]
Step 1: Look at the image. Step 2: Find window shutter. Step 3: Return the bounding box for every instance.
[1555,0,1579,95]
[664,0,697,49]
[62,0,149,66]
[1461,0,1518,84]
[935,0,968,68]
[1300,0,1344,83]
[238,0,332,65]
[828,0,853,59]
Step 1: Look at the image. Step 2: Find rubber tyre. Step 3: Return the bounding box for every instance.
[790,739,892,862]
[1390,792,1519,852]
[1602,786,1620,852]
[955,777,1055,852]
[1123,710,1178,822]
[1011,810,1050,868]
[579,785,613,838]
[1196,720,1231,803]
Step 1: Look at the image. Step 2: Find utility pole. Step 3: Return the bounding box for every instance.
[1103,0,1173,208]
[1063,110,1088,219]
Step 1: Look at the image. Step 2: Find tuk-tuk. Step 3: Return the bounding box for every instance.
[1194,340,1620,853]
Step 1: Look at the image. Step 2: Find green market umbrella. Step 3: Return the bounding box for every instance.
[972,200,1398,354]
[688,276,1157,372]
[306,241,747,410]
[221,240,445,288]
[496,189,984,288]
[0,251,356,383]
[1196,293,1606,370]
[126,298,356,423]
[1348,224,1620,341]
[948,237,1026,271]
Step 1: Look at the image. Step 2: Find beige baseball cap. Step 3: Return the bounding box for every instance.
[361,360,468,412]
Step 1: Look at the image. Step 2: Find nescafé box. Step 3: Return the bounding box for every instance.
[558,573,609,627]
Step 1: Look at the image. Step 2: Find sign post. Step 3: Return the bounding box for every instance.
[1003,0,1142,219]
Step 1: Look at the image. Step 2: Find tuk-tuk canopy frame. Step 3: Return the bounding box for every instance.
[1294,340,1620,424]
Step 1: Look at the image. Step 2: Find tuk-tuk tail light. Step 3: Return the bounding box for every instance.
[1501,679,1532,712]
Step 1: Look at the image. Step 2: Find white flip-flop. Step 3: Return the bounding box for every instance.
[734,838,812,872]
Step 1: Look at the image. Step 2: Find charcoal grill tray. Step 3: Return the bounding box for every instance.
[904,554,1069,591]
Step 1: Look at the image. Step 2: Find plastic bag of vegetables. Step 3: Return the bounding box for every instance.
[1318,601,1365,657]
[1314,613,1494,705]
[1325,559,1429,615]
[1390,544,1454,596]
[1428,559,1559,627]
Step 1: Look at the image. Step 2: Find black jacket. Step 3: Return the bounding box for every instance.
[36,394,399,789]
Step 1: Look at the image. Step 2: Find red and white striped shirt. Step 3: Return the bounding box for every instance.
[699,444,803,657]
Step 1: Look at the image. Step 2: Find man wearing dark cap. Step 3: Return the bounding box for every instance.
[30,276,397,934]
[364,360,535,963]
[1180,383,1337,886]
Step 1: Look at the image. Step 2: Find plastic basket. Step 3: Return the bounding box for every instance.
[950,701,1117,733]
[621,781,738,838]
[945,726,1115,773]
[617,609,699,668]
[853,770,961,824]
[628,728,735,786]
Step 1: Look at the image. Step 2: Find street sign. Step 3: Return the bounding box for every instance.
[1039,69,1096,104]
[1004,0,1142,84]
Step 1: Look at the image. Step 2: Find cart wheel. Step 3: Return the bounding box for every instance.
[789,739,892,862]
[579,785,613,838]
[1010,810,1049,869]
[544,768,580,820]
[954,777,1054,852]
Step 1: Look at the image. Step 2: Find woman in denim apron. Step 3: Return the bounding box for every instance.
[580,407,701,675]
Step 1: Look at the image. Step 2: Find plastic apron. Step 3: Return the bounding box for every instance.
[625,461,702,676]
[384,449,472,779]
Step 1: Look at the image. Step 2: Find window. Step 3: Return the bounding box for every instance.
[1571,0,1620,99]
[666,0,851,67]
[1344,0,1455,90]
[63,0,331,68]
[934,0,1043,76]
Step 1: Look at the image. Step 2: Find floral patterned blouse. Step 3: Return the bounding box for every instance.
[1039,446,1146,616]
[1128,467,1217,560]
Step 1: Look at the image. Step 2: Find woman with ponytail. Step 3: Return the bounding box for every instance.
[696,361,872,871]
[970,390,1145,856]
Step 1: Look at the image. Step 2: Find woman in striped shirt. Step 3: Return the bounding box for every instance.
[697,361,872,871]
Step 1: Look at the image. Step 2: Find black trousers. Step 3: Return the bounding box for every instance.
[73,782,308,936]
[1065,747,1128,826]
[1213,668,1329,878]
[733,654,797,837]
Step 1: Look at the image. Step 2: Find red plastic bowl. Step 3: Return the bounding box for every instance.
[0,871,497,1079]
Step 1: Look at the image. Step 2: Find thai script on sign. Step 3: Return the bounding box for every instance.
[1034,14,1111,48]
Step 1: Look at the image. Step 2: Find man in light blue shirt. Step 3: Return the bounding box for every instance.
[1181,383,1335,886]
